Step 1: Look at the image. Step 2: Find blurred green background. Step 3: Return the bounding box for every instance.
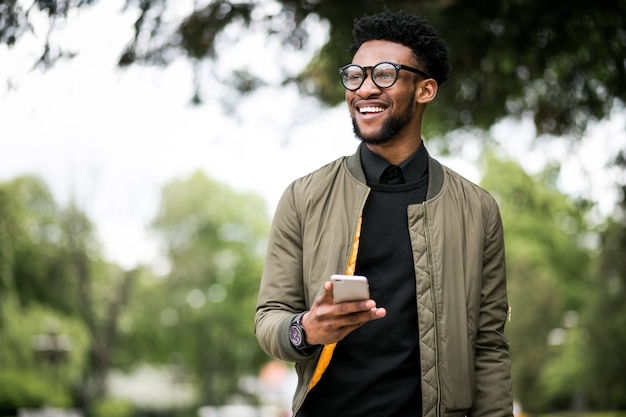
[1,0,625,416]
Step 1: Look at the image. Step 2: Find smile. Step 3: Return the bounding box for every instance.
[359,106,386,115]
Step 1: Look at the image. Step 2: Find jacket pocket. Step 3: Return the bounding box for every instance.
[439,331,476,412]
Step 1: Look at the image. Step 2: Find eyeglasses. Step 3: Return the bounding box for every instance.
[339,62,430,91]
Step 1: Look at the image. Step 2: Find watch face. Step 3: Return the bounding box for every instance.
[290,325,303,347]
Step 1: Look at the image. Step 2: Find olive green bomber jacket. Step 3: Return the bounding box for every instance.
[255,146,513,417]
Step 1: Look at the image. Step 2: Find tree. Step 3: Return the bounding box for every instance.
[117,171,270,406]
[0,176,90,413]
[0,176,82,317]
[2,0,624,137]
[579,183,626,409]
[0,175,139,413]
[480,151,595,412]
[0,295,90,414]
[0,171,272,413]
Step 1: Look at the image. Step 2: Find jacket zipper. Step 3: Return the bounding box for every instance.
[423,203,441,417]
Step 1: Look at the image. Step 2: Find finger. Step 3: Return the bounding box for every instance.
[310,281,335,310]
[319,280,335,305]
[338,307,386,328]
[334,299,377,315]
[324,280,333,296]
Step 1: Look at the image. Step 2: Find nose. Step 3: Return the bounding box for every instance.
[356,70,382,96]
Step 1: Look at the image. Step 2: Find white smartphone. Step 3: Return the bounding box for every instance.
[331,274,370,303]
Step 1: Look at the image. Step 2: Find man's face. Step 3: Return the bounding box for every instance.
[345,40,422,146]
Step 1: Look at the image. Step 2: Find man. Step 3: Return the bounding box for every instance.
[255,10,512,417]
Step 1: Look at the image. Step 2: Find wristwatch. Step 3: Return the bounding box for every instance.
[289,311,313,352]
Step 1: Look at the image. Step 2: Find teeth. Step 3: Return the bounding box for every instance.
[360,106,385,114]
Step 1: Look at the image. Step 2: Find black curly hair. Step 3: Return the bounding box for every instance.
[349,11,450,86]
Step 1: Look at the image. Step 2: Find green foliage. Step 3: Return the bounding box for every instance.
[0,176,58,301]
[154,0,626,136]
[485,155,626,411]
[431,0,625,136]
[2,0,624,137]
[91,397,134,417]
[0,294,89,413]
[539,325,589,409]
[116,171,271,406]
[0,369,68,413]
[0,172,273,411]
[0,295,89,374]
[578,212,626,409]
[0,176,100,317]
[0,175,138,409]
[480,150,594,411]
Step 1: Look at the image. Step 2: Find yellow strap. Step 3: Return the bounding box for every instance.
[308,215,362,391]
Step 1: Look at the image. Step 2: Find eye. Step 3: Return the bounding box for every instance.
[348,74,364,82]
[346,70,363,82]
[375,69,395,81]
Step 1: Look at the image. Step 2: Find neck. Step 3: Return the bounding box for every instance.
[365,137,422,165]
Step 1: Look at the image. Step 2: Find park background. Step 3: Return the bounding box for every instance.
[0,0,625,416]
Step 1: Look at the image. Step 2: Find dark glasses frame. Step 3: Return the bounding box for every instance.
[339,62,431,91]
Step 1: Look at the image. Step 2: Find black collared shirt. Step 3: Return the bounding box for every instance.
[360,143,429,193]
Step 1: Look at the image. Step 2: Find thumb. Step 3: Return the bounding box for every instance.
[323,280,334,301]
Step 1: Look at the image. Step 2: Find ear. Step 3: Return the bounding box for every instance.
[415,79,438,104]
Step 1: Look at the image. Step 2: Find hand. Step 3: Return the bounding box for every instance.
[302,280,386,346]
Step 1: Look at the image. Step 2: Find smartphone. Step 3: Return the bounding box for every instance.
[331,274,370,303]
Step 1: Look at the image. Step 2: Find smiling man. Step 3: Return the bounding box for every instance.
[255,10,513,417]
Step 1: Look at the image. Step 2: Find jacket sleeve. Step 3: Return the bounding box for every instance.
[254,182,315,362]
[470,195,513,417]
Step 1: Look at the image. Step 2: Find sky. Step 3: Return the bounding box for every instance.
[1,0,624,270]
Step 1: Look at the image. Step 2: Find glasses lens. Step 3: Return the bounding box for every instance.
[342,65,365,90]
[372,63,398,88]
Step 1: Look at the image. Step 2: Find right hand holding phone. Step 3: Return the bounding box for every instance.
[301,280,386,346]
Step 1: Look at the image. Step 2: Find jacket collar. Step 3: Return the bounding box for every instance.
[346,143,444,200]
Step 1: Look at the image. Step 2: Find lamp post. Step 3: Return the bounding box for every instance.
[26,319,76,417]
[33,319,71,366]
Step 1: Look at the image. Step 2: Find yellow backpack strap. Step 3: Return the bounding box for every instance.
[308,215,362,391]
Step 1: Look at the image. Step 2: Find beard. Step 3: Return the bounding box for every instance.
[352,99,415,146]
